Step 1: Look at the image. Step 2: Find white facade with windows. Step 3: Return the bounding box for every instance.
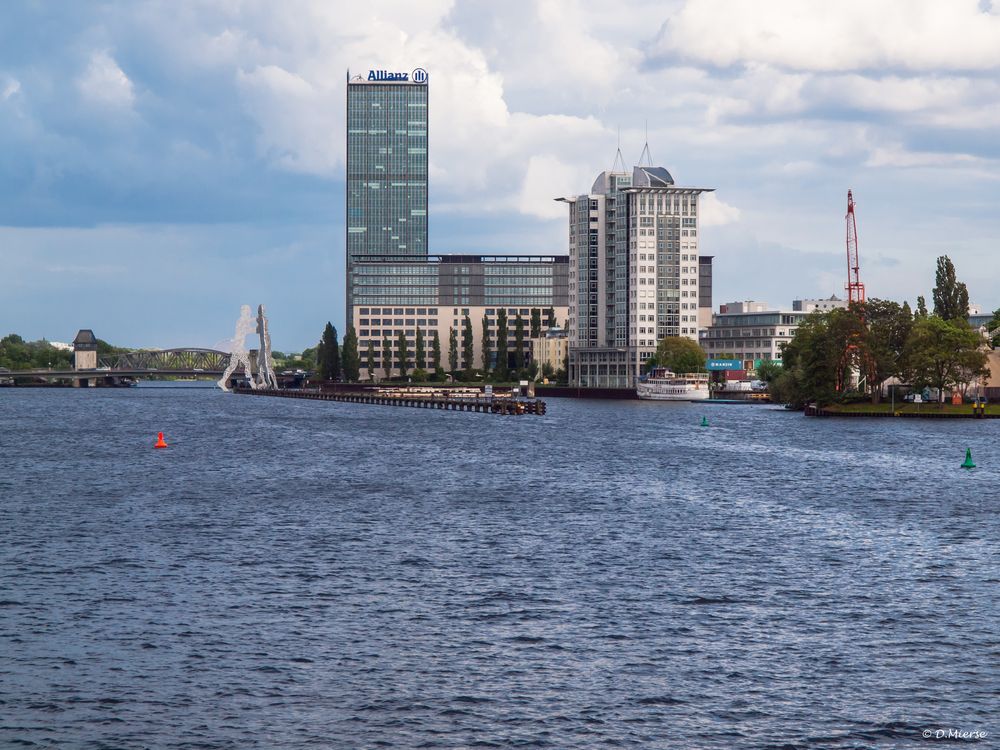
[699,301,809,367]
[557,161,714,387]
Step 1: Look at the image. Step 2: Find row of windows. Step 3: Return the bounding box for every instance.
[634,193,698,215]
[353,296,438,305]
[713,314,804,326]
[483,266,554,277]
[359,307,440,315]
[359,337,532,349]
[360,318,439,327]
[703,328,789,338]
[353,266,437,276]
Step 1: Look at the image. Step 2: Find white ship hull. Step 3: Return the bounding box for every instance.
[635,380,711,401]
[636,382,711,401]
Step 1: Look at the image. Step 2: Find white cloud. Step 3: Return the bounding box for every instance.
[518,154,593,219]
[225,1,612,211]
[651,0,1000,72]
[865,143,983,169]
[77,51,135,109]
[2,77,20,100]
[237,64,339,174]
[699,192,741,227]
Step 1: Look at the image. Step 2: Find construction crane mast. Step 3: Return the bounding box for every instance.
[845,190,865,306]
[837,190,872,393]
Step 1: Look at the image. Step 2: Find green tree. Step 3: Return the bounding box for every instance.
[988,307,1000,347]
[541,362,555,380]
[0,335,74,370]
[916,295,928,319]
[495,308,509,380]
[448,327,458,374]
[415,328,426,370]
[462,315,474,380]
[775,309,862,407]
[530,309,542,339]
[366,339,376,381]
[396,331,409,377]
[514,312,525,370]
[932,255,970,322]
[655,336,706,374]
[754,359,783,383]
[382,335,393,380]
[432,330,443,377]
[300,345,318,365]
[320,323,340,381]
[903,316,988,401]
[557,349,569,384]
[546,307,556,328]
[341,327,360,382]
[480,316,492,375]
[864,298,912,402]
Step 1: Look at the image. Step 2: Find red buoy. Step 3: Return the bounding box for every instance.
[154,432,168,449]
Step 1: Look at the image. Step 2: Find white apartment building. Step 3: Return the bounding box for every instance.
[557,158,714,387]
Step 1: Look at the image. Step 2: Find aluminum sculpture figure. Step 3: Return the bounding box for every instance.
[256,304,277,389]
[217,305,258,392]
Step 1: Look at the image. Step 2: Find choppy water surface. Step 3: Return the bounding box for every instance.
[1,385,996,749]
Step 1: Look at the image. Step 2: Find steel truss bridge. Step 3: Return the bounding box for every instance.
[97,348,232,373]
[4,348,244,380]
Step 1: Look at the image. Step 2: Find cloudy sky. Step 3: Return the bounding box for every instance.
[3,0,1000,350]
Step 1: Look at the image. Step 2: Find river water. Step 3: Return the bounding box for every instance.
[1,385,996,749]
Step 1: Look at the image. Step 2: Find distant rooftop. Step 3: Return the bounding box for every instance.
[73,329,97,347]
[631,165,674,188]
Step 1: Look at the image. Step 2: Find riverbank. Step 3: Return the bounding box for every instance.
[816,402,1000,418]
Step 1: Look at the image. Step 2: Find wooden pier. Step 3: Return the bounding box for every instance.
[236,387,547,416]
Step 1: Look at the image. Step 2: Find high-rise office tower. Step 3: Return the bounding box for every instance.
[344,67,568,380]
[346,67,429,323]
[558,152,714,387]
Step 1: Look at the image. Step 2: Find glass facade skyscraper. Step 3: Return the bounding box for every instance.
[346,71,428,260]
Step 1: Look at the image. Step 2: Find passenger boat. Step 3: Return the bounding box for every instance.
[637,368,710,401]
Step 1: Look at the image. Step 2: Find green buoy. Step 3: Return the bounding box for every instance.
[961,448,976,469]
[700,416,709,427]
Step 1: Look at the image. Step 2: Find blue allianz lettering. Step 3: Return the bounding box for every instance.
[368,70,409,82]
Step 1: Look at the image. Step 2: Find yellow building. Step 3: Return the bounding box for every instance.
[531,332,568,379]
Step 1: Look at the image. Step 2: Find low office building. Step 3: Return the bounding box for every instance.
[699,301,809,369]
[531,328,569,378]
[352,255,568,378]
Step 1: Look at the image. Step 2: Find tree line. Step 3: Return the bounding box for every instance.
[0,334,125,370]
[771,256,990,407]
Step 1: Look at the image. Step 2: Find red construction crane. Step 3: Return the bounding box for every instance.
[845,190,865,305]
[837,189,872,393]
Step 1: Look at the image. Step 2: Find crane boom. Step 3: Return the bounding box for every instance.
[846,190,865,305]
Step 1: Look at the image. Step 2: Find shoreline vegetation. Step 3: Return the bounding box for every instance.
[770,255,993,414]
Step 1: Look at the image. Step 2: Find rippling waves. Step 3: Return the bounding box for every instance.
[1,385,996,748]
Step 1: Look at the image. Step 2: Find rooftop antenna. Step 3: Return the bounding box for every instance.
[611,126,626,173]
[638,119,653,167]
